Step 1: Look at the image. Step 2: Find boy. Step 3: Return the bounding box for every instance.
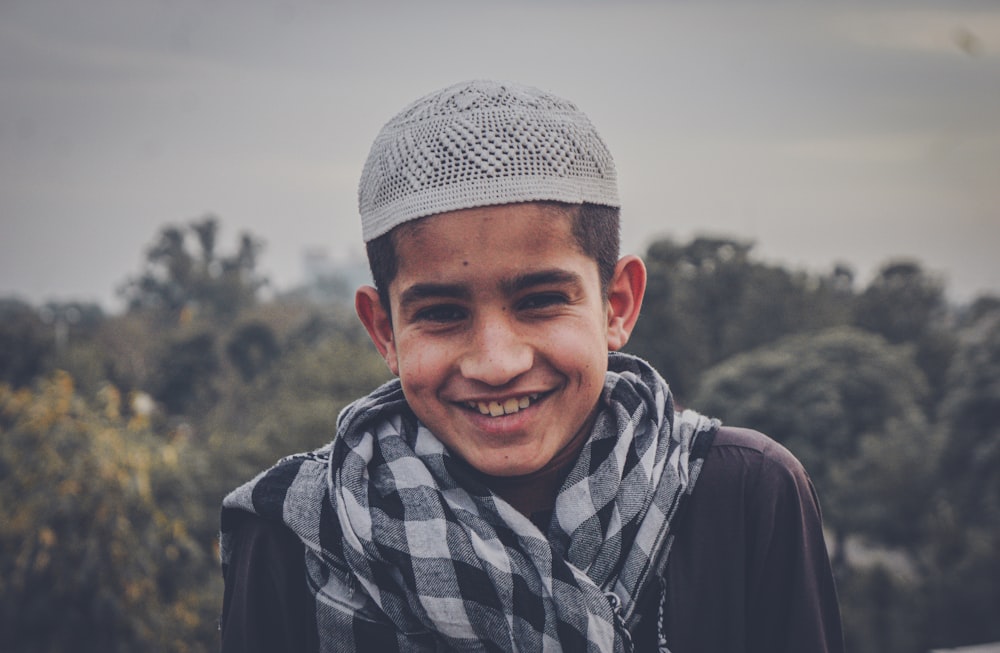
[220,80,843,652]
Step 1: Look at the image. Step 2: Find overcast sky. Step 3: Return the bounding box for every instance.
[2,0,998,310]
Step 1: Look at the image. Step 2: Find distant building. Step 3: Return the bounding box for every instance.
[300,248,372,305]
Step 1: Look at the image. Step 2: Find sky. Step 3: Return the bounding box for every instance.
[1,0,998,311]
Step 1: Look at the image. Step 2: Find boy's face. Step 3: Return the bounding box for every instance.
[356,203,645,477]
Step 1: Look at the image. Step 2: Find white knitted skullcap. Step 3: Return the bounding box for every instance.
[358,80,619,242]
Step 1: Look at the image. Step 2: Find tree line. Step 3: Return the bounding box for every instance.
[1,217,997,652]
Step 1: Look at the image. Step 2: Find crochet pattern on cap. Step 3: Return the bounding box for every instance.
[359,80,619,242]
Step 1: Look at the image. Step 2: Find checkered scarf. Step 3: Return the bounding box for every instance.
[221,352,718,652]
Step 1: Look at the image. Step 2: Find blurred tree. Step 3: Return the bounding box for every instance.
[837,566,922,653]
[0,372,219,652]
[0,299,53,388]
[37,301,105,354]
[0,299,107,395]
[32,302,108,397]
[206,323,390,465]
[692,327,934,557]
[918,307,1000,648]
[855,261,944,343]
[854,260,956,404]
[937,307,1000,521]
[193,319,391,550]
[692,327,943,652]
[85,312,160,399]
[152,331,220,417]
[962,293,1000,326]
[119,216,266,321]
[629,237,854,401]
[225,322,280,382]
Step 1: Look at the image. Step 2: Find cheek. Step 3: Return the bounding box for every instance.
[553,322,609,384]
[543,348,599,391]
[396,336,444,391]
[546,317,607,356]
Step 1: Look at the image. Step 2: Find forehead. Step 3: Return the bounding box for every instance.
[389,203,591,287]
[396,202,573,240]
[395,203,577,257]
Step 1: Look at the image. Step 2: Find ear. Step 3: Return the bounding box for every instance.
[355,285,399,375]
[606,255,646,351]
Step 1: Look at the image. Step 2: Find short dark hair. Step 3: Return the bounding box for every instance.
[365,202,620,314]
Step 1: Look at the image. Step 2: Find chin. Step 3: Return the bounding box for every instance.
[466,450,547,478]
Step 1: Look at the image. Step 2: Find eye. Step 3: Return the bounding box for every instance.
[518,292,569,311]
[413,304,467,323]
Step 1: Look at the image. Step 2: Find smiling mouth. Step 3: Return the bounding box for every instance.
[465,393,541,417]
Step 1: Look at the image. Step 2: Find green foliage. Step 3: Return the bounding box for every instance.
[692,320,1000,651]
[691,328,938,650]
[202,316,391,480]
[628,236,853,400]
[855,260,945,345]
[0,299,54,388]
[918,308,1000,647]
[0,373,219,653]
[225,322,280,381]
[920,499,1000,649]
[692,327,935,549]
[837,566,923,653]
[68,312,161,403]
[119,216,266,321]
[964,294,1000,324]
[152,331,220,416]
[854,260,957,403]
[0,218,435,651]
[937,309,1000,520]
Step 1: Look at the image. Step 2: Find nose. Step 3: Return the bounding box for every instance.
[459,311,533,386]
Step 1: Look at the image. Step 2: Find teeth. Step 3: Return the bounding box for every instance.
[470,394,540,417]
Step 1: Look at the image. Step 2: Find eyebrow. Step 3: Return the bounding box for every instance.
[397,269,583,310]
[500,268,583,295]
[397,282,471,311]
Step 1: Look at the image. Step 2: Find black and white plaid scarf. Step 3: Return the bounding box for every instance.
[221,352,718,652]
